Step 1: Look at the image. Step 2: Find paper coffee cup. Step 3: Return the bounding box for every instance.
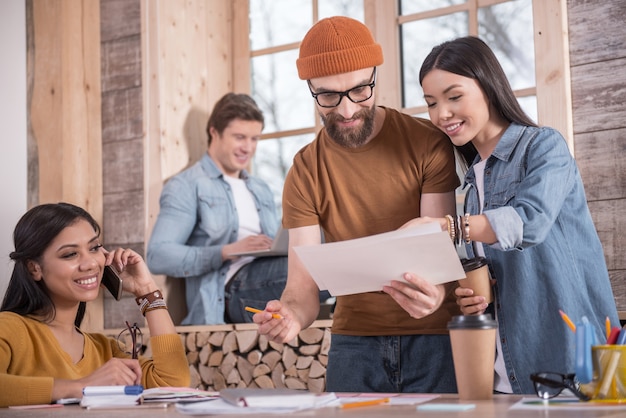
[447,314,497,400]
[459,257,493,304]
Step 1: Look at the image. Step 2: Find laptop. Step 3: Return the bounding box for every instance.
[229,227,289,258]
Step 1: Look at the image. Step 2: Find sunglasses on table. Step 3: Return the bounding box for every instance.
[530,372,590,401]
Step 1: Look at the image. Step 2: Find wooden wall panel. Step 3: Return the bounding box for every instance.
[567,0,626,67]
[568,0,626,316]
[532,0,573,147]
[30,0,102,220]
[100,0,144,330]
[101,35,141,92]
[571,58,626,134]
[100,0,141,42]
[150,0,233,182]
[101,87,143,142]
[575,129,626,201]
[589,199,626,271]
[142,0,235,325]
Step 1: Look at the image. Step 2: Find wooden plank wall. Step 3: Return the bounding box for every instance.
[28,0,104,330]
[567,0,626,316]
[100,0,145,329]
[143,0,234,325]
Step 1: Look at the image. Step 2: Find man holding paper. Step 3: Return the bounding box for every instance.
[254,16,461,393]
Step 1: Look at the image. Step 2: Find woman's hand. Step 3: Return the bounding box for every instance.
[455,286,488,315]
[104,248,157,298]
[51,358,142,400]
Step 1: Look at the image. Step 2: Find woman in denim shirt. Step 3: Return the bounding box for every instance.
[417,36,619,394]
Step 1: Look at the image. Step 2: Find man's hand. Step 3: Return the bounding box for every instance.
[253,300,302,343]
[222,235,273,260]
[383,273,445,319]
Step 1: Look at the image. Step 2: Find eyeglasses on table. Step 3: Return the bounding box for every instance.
[530,372,590,401]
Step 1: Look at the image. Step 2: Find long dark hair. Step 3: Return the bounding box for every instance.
[1,202,101,327]
[419,36,537,167]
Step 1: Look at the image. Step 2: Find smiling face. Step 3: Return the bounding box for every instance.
[28,219,105,308]
[421,68,510,160]
[208,118,263,178]
[421,68,495,147]
[309,67,377,148]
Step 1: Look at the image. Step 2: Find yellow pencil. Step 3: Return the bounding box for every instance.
[341,398,390,409]
[244,306,282,319]
[605,316,611,341]
[558,310,576,333]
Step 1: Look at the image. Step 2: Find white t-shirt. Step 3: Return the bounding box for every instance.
[473,159,513,393]
[223,175,261,285]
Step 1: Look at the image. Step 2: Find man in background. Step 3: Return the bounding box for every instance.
[147,93,287,325]
[254,17,461,393]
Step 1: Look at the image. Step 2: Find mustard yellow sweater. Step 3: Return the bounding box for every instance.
[0,311,190,407]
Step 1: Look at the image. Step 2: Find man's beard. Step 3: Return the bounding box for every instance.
[320,104,376,148]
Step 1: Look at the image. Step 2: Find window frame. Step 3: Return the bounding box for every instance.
[233,0,573,153]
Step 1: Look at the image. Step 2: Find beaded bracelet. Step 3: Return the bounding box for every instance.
[445,214,455,243]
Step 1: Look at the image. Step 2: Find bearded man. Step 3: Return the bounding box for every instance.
[254,16,462,393]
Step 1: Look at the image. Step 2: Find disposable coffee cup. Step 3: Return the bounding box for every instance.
[448,314,497,400]
[459,257,493,303]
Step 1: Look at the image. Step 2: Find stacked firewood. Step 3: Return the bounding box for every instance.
[180,325,331,393]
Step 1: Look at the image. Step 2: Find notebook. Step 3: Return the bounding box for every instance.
[229,227,289,258]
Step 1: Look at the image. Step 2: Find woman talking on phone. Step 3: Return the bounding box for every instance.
[0,203,189,407]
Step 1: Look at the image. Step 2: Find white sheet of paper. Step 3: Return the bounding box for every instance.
[292,223,465,296]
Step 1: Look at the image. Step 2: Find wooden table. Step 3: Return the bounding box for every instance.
[4,394,626,417]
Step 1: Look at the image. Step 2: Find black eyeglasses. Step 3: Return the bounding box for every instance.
[308,67,377,108]
[117,321,144,360]
[530,372,590,401]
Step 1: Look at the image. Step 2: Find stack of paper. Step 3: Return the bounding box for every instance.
[175,388,339,415]
[141,387,219,403]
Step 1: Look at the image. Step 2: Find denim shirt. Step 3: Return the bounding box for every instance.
[146,153,280,325]
[462,123,618,394]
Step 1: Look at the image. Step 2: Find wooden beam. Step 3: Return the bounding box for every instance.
[30,0,102,220]
[532,0,573,152]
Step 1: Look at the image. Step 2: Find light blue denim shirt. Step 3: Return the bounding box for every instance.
[463,123,619,394]
[146,153,280,325]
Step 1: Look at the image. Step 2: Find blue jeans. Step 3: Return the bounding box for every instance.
[326,334,457,393]
[225,256,332,323]
[225,257,288,323]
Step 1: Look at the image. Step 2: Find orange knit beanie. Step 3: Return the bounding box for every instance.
[296,16,384,80]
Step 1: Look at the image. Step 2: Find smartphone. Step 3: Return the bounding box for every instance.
[102,265,123,300]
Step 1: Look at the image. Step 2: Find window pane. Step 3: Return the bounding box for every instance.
[251,51,316,133]
[319,0,363,21]
[400,13,468,109]
[400,0,466,15]
[249,0,312,50]
[253,134,316,212]
[478,0,535,90]
[517,95,538,124]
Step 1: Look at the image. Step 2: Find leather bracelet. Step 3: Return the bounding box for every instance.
[136,290,164,315]
[464,213,471,244]
[135,289,163,306]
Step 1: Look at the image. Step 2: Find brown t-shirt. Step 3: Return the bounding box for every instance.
[283,107,461,335]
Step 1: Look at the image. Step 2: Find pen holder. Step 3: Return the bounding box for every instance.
[588,345,626,400]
